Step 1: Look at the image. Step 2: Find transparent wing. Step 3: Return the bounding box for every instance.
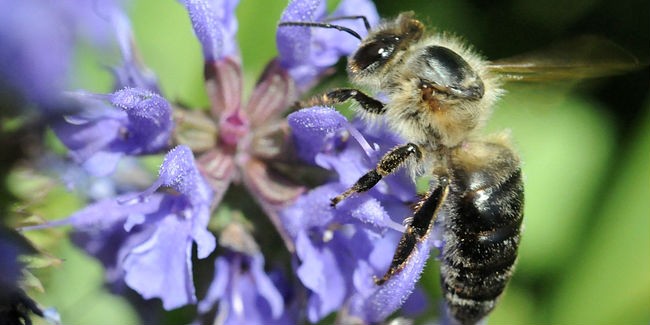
[488,36,645,82]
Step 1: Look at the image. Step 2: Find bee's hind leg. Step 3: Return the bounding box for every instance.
[375,177,449,285]
[330,142,422,206]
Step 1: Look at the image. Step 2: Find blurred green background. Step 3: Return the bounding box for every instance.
[12,0,649,324]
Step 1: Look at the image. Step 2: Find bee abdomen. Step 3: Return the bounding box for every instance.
[442,142,524,324]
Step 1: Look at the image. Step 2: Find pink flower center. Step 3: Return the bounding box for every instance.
[219,109,249,149]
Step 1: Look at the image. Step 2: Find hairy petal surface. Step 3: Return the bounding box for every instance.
[281,102,436,322]
[199,251,289,324]
[182,0,240,61]
[111,11,160,92]
[276,0,379,89]
[27,146,215,310]
[52,88,173,176]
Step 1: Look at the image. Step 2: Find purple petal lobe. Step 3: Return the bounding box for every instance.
[111,11,160,91]
[276,0,379,89]
[52,88,173,176]
[122,216,197,310]
[182,0,240,61]
[158,145,200,195]
[199,252,287,323]
[110,87,173,153]
[250,254,284,318]
[277,0,323,65]
[349,235,436,322]
[288,106,347,163]
[295,232,346,322]
[157,145,216,258]
[327,0,380,54]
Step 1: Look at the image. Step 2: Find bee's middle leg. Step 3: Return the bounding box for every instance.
[330,142,422,206]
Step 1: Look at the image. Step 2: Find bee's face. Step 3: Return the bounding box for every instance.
[347,12,424,79]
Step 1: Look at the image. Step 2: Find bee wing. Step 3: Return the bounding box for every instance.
[488,36,644,82]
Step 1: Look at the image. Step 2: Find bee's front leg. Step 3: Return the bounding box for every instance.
[299,88,386,114]
[331,142,422,206]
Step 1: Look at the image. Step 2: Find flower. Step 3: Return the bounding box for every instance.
[198,223,293,325]
[14,0,436,322]
[277,0,379,90]
[110,10,160,92]
[0,0,115,109]
[282,106,432,322]
[50,88,173,176]
[29,145,215,310]
[174,0,380,256]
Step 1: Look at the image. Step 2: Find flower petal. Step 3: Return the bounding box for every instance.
[199,251,287,323]
[277,0,323,66]
[181,0,240,61]
[110,11,160,92]
[157,146,216,258]
[158,146,205,198]
[250,254,284,318]
[348,235,437,323]
[287,106,347,163]
[295,232,346,322]
[327,0,379,54]
[110,87,173,153]
[121,215,197,310]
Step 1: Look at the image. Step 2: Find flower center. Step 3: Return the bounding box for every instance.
[218,109,250,149]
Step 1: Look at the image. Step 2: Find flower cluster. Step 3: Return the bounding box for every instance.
[8,0,443,323]
[284,107,435,323]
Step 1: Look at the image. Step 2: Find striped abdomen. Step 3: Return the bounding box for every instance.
[440,140,524,324]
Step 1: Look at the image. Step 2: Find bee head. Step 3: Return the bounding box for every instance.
[348,12,424,80]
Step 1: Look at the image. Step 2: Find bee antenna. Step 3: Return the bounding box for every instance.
[322,15,371,32]
[278,21,363,41]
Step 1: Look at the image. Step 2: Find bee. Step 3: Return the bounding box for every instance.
[280,11,640,325]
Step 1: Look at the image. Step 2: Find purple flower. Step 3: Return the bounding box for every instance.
[181,0,240,61]
[110,11,160,92]
[173,0,311,253]
[0,0,115,108]
[18,0,414,322]
[29,146,216,310]
[277,0,379,90]
[199,250,292,324]
[51,88,173,176]
[282,106,429,322]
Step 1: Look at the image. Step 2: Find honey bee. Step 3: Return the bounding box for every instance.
[280,11,641,325]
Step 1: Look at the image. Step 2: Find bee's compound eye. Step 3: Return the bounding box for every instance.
[352,36,400,71]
